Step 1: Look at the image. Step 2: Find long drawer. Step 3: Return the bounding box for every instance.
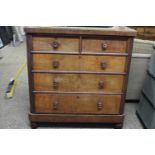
[33,73,124,93]
[34,94,121,114]
[32,36,127,53]
[32,54,127,73]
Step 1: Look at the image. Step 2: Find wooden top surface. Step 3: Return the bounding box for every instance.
[25,26,136,37]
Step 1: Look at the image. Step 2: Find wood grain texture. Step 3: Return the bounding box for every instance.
[31,51,129,56]
[33,73,124,93]
[119,38,134,114]
[82,39,127,53]
[25,26,137,37]
[32,91,123,95]
[29,113,124,123]
[34,94,121,114]
[32,37,79,52]
[25,27,136,128]
[26,35,35,113]
[32,54,127,73]
[130,26,155,40]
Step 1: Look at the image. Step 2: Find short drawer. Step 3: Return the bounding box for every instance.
[34,94,121,114]
[32,54,127,73]
[32,37,79,52]
[33,73,124,93]
[82,39,127,53]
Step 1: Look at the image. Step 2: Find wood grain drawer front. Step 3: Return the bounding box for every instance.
[33,74,124,93]
[34,94,121,114]
[82,39,127,53]
[32,37,79,52]
[32,54,126,73]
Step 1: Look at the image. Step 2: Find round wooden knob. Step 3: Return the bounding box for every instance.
[53,79,59,89]
[51,41,60,49]
[53,101,59,110]
[102,42,108,50]
[100,61,107,70]
[98,81,104,89]
[53,60,59,69]
[97,101,103,110]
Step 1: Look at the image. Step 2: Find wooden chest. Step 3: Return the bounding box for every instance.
[25,27,136,128]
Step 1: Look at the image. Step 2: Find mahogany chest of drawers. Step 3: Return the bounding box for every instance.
[25,27,136,128]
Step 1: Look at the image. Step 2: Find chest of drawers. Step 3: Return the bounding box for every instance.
[25,27,136,128]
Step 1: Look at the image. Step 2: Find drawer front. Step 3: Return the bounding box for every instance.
[33,73,124,93]
[32,37,79,52]
[82,39,127,53]
[32,54,126,73]
[34,94,121,114]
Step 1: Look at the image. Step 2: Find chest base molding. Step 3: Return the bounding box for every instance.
[29,113,124,128]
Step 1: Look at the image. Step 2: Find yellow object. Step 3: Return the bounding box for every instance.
[6,62,27,99]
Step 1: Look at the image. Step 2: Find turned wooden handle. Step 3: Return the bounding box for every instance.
[100,61,107,70]
[98,80,104,89]
[102,42,108,50]
[53,60,59,69]
[53,80,59,89]
[51,41,60,49]
[97,101,103,110]
[53,101,59,110]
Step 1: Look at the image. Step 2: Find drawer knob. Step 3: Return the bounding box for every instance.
[97,101,103,110]
[100,61,107,70]
[98,81,104,89]
[51,41,60,49]
[102,42,108,50]
[53,80,59,89]
[53,101,59,110]
[53,60,59,69]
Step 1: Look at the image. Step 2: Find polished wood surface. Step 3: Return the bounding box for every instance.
[32,54,127,73]
[34,94,121,114]
[82,39,127,53]
[32,37,79,52]
[33,73,124,92]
